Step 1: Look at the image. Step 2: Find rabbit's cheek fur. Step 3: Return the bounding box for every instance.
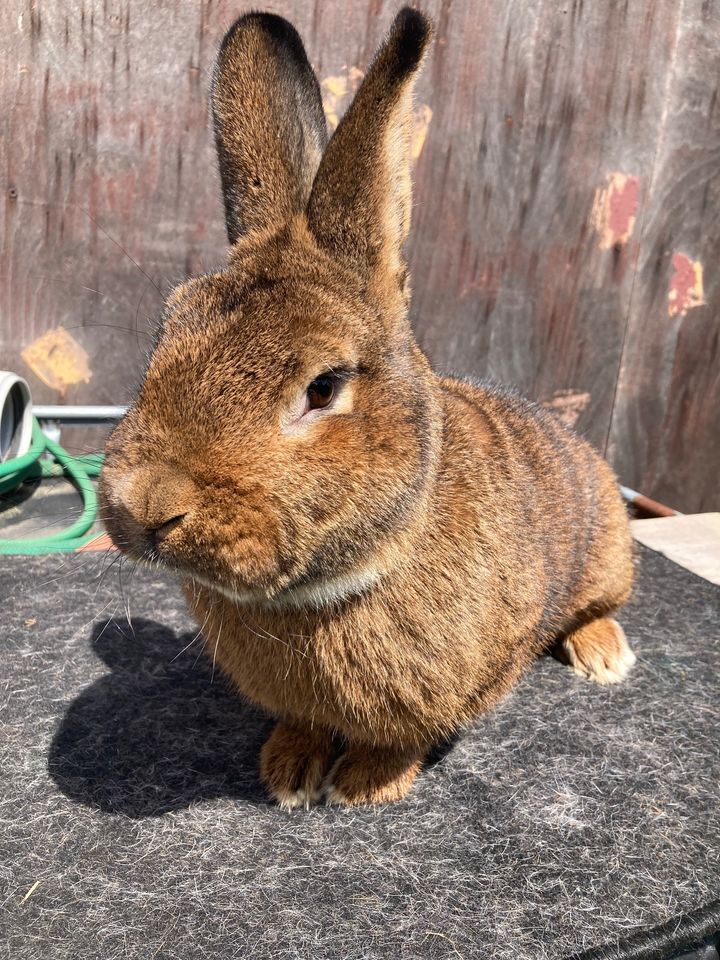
[100,366,436,597]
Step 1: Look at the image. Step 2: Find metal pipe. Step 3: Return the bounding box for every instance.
[32,405,128,423]
[619,485,681,518]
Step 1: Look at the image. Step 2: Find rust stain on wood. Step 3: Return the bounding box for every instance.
[543,390,591,428]
[21,327,92,395]
[591,172,640,250]
[668,253,705,317]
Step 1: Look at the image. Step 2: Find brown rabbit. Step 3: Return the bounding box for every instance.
[99,8,635,808]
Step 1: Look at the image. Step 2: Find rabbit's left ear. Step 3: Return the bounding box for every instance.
[307,8,432,292]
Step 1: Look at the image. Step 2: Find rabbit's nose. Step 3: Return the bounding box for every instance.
[100,463,198,558]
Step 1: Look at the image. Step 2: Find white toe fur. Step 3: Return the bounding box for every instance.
[320,757,347,806]
[274,784,323,811]
[566,620,636,685]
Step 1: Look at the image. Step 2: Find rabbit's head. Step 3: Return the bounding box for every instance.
[100,9,435,604]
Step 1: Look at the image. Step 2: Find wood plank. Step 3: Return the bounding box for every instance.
[0,0,230,456]
[631,513,720,586]
[607,0,720,512]
[409,0,682,451]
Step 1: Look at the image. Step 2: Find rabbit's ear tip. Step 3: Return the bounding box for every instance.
[394,6,434,37]
[219,11,303,57]
[390,7,434,66]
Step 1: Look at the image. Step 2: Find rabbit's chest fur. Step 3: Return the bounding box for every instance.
[187,580,531,746]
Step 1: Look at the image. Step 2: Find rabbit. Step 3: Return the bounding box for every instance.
[99,7,635,808]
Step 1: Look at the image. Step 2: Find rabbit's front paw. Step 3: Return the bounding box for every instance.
[260,721,334,810]
[323,743,423,807]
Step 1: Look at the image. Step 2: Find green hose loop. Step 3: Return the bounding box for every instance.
[0,419,48,496]
[0,418,105,555]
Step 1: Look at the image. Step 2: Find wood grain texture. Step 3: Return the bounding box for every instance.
[408,0,681,454]
[0,0,717,510]
[607,0,720,512]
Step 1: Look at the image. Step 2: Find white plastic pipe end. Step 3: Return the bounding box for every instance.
[0,372,33,462]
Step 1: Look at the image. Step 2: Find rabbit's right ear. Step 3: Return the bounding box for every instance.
[211,13,328,244]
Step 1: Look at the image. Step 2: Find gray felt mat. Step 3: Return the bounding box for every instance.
[0,545,718,959]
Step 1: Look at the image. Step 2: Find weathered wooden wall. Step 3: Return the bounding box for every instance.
[1,0,718,512]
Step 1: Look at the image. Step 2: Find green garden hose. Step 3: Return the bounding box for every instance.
[0,419,104,555]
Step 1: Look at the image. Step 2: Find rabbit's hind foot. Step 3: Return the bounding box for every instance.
[557,617,636,685]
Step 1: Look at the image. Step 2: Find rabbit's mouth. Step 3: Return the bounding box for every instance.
[99,483,288,595]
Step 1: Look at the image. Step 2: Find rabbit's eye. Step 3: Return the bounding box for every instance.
[306,375,335,410]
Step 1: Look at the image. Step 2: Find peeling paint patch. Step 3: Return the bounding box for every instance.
[543,390,590,428]
[22,327,91,395]
[591,173,639,250]
[321,67,363,130]
[669,253,705,317]
[410,104,433,160]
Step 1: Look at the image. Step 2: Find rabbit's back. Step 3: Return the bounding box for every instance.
[436,374,633,642]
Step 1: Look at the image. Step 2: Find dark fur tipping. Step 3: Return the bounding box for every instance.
[99,8,634,807]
